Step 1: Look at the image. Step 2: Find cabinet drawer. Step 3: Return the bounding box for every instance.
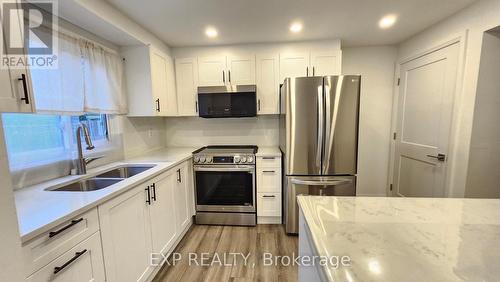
[257,193,281,217]
[257,156,281,168]
[26,231,105,282]
[257,168,281,193]
[22,208,100,276]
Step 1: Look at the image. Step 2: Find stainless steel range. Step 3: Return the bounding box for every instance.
[193,146,258,226]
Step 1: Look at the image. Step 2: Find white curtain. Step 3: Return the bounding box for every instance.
[32,31,127,114]
[81,41,127,114]
[31,32,85,114]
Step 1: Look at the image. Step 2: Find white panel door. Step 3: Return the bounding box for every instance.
[0,3,34,113]
[99,185,154,282]
[198,56,226,86]
[174,162,191,232]
[164,55,178,116]
[279,52,310,81]
[149,171,178,255]
[227,54,255,85]
[310,51,342,76]
[256,54,280,114]
[393,43,460,197]
[175,57,199,116]
[150,49,168,116]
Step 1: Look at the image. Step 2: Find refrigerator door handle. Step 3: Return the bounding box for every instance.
[322,76,342,174]
[316,85,324,173]
[291,178,352,186]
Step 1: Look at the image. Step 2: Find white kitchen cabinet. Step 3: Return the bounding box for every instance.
[256,54,280,114]
[227,54,256,85]
[99,184,154,282]
[310,51,342,76]
[256,156,282,224]
[123,45,177,116]
[279,52,310,81]
[0,3,35,113]
[198,56,227,86]
[148,171,178,256]
[175,57,199,116]
[174,162,191,232]
[25,232,105,282]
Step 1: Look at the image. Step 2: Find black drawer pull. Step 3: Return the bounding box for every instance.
[53,249,87,274]
[145,187,151,205]
[18,74,30,104]
[151,183,157,201]
[263,170,275,173]
[49,218,84,238]
[262,157,275,160]
[177,169,182,183]
[262,195,276,198]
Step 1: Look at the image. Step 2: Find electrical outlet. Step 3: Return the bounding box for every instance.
[148,128,153,138]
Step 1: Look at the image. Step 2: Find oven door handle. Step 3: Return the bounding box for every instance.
[194,166,255,172]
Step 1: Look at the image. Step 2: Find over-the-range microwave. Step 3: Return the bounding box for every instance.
[197,85,257,118]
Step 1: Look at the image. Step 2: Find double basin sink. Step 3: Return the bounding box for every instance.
[46,165,156,192]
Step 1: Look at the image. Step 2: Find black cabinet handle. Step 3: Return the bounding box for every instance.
[228,70,231,82]
[222,71,225,83]
[151,183,157,201]
[156,98,160,112]
[177,169,181,183]
[53,249,87,274]
[263,170,276,173]
[145,186,151,205]
[195,101,198,113]
[262,195,276,198]
[262,157,276,160]
[313,67,315,76]
[49,218,84,238]
[18,74,30,104]
[258,99,261,112]
[306,67,309,77]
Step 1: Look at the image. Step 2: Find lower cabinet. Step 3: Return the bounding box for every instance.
[98,160,194,282]
[26,232,105,282]
[256,156,282,224]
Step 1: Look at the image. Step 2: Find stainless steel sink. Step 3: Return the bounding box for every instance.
[94,165,156,179]
[48,178,123,192]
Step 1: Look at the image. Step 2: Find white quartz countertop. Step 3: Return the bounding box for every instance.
[15,147,197,243]
[256,146,281,157]
[297,196,500,282]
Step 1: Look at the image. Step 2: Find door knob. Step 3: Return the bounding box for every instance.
[426,153,446,162]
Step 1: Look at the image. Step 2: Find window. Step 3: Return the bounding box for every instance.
[2,113,109,170]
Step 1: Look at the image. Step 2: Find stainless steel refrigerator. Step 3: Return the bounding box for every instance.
[279,76,361,234]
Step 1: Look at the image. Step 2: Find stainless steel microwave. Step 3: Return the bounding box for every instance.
[197,85,257,118]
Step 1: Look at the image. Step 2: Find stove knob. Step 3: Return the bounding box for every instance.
[247,156,254,163]
[207,157,212,163]
[241,156,247,163]
[194,156,200,163]
[200,156,206,163]
[234,156,241,163]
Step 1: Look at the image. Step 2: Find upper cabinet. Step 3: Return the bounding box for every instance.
[175,57,199,116]
[123,45,177,116]
[0,3,35,113]
[197,56,227,86]
[227,54,256,85]
[279,50,342,81]
[256,54,280,115]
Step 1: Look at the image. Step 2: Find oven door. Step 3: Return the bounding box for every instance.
[194,165,256,213]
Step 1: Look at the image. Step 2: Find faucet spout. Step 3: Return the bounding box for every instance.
[75,123,95,175]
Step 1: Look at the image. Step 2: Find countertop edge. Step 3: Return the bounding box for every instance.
[18,150,195,243]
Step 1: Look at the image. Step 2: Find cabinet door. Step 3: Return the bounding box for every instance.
[26,232,105,282]
[149,171,178,255]
[227,54,255,85]
[150,49,169,116]
[310,51,342,76]
[0,3,34,113]
[164,55,178,116]
[175,57,199,116]
[257,167,281,193]
[99,185,154,282]
[256,54,279,114]
[279,52,310,81]
[257,193,281,217]
[175,162,191,232]
[198,56,226,86]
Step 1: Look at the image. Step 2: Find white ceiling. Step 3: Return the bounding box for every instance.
[105,0,477,47]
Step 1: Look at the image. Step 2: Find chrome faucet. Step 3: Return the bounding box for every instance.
[75,123,103,175]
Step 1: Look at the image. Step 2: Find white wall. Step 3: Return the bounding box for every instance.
[0,117,23,282]
[465,32,500,198]
[396,0,500,197]
[164,116,279,147]
[342,46,397,196]
[121,117,166,158]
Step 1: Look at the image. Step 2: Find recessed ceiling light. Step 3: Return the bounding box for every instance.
[290,22,303,33]
[379,14,397,29]
[205,27,218,38]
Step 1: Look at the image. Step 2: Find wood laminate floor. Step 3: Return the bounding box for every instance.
[153,224,298,282]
